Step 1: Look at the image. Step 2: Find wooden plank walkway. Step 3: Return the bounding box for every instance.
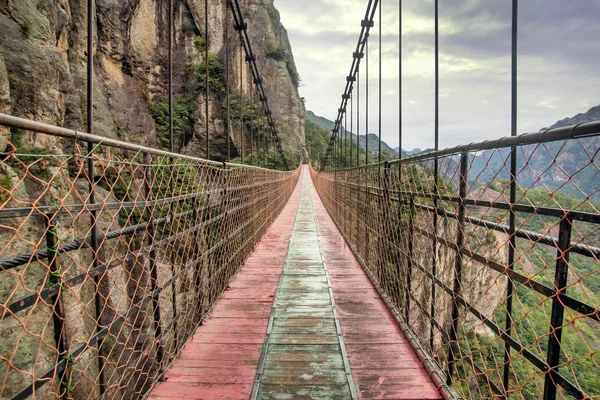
[253,170,356,399]
[149,166,442,400]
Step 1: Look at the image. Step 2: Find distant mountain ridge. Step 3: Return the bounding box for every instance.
[306,111,417,157]
[395,147,422,156]
[469,104,600,200]
[543,104,600,130]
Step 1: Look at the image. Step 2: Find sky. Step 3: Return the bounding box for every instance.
[274,0,600,151]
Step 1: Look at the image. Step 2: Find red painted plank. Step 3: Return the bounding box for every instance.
[200,316,269,326]
[356,386,443,400]
[149,383,252,399]
[163,366,256,383]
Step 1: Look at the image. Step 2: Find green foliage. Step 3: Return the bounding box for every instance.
[149,37,225,151]
[0,175,11,204]
[266,41,286,61]
[184,47,226,96]
[228,94,266,131]
[193,36,206,51]
[305,119,330,166]
[286,56,300,88]
[100,157,209,227]
[114,119,126,138]
[9,126,23,149]
[149,98,192,150]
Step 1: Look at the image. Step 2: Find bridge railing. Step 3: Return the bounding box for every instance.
[311,121,600,399]
[0,113,299,400]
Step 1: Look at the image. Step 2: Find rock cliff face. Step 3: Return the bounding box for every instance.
[0,0,305,162]
[0,1,303,398]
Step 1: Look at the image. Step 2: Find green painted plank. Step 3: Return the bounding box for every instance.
[261,369,348,386]
[257,384,352,400]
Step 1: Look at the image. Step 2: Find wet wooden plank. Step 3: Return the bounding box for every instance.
[356,386,444,400]
[263,358,345,371]
[188,333,266,344]
[268,334,339,345]
[162,366,256,384]
[149,383,253,399]
[261,368,348,386]
[176,344,262,361]
[257,384,352,400]
[265,344,344,363]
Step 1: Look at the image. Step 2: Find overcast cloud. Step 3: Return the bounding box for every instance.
[274,0,600,151]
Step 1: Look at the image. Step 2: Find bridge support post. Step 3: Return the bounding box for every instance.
[543,213,573,400]
[143,152,164,374]
[192,174,202,326]
[365,170,371,271]
[378,162,390,287]
[446,151,468,385]
[220,162,229,285]
[342,170,347,235]
[404,188,415,324]
[45,215,71,399]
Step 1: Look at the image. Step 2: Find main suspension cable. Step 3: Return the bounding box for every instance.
[321,0,379,170]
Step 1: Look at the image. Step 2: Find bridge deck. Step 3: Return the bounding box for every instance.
[149,167,442,400]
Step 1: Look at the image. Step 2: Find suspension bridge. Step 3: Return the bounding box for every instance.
[0,0,599,399]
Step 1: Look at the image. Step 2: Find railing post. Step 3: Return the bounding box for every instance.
[169,161,179,354]
[334,169,338,219]
[192,169,202,325]
[404,191,415,323]
[342,169,348,236]
[543,213,573,400]
[144,152,164,372]
[83,148,106,395]
[446,151,468,385]
[378,162,390,285]
[45,215,70,399]
[503,142,518,395]
[353,170,357,244]
[360,169,366,261]
[365,170,371,269]
[221,162,229,278]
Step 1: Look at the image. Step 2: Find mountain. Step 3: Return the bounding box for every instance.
[306,110,336,132]
[306,110,403,157]
[468,105,600,201]
[396,147,423,156]
[542,105,600,130]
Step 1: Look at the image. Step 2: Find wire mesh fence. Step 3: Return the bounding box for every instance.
[0,114,299,400]
[311,122,600,399]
